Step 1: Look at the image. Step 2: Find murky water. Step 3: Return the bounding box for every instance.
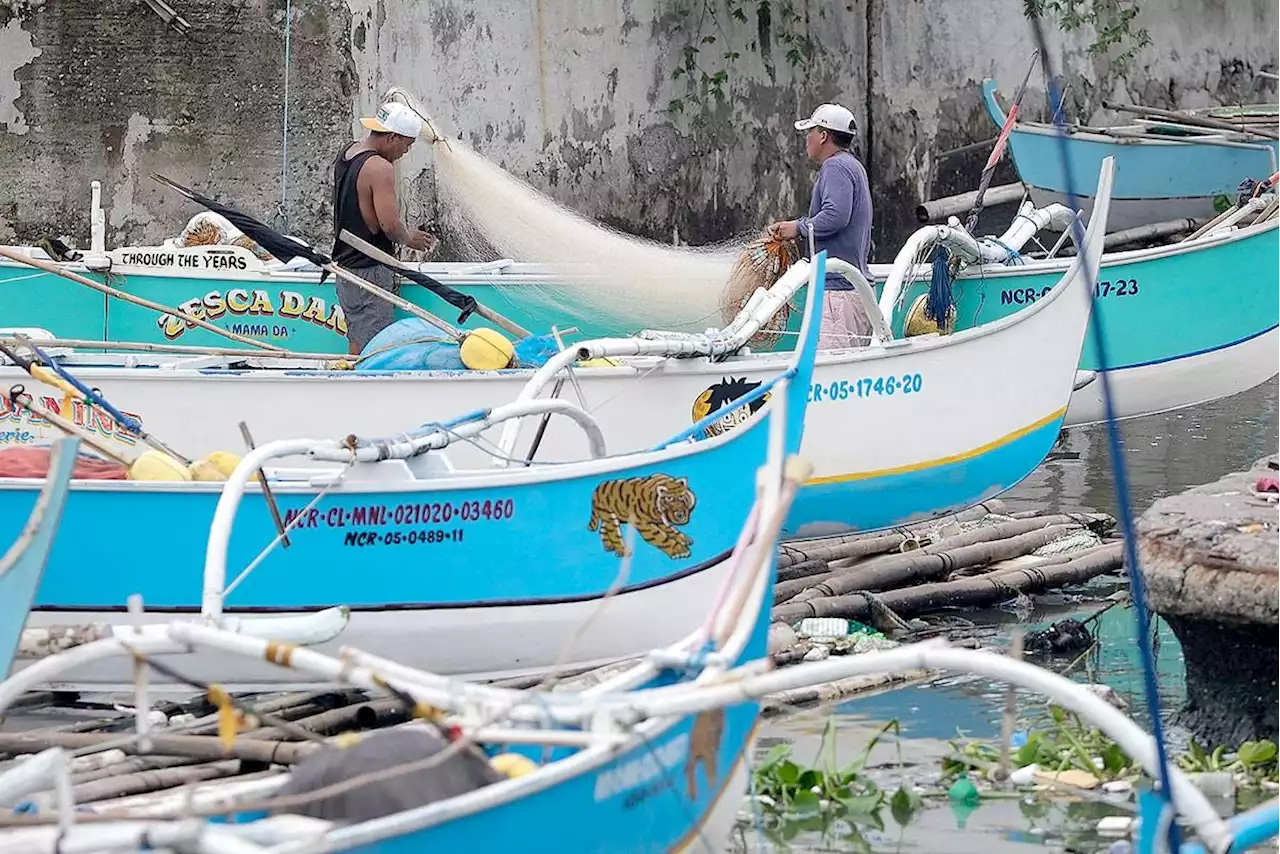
[743,379,1279,853]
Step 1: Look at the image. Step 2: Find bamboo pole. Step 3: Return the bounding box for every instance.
[777,501,1010,568]
[0,337,344,361]
[323,254,462,341]
[237,697,409,742]
[1102,218,1206,249]
[761,668,936,711]
[774,542,1124,624]
[1102,100,1279,140]
[772,514,1112,605]
[916,183,1025,224]
[0,246,289,353]
[71,754,204,786]
[0,732,319,764]
[772,522,1092,620]
[0,690,354,767]
[70,760,244,806]
[339,229,532,339]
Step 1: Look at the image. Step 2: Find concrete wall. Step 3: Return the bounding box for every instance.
[2,0,1276,260]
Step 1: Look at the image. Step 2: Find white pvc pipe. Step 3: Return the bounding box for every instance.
[202,439,318,619]
[877,201,1077,322]
[877,223,982,320]
[824,259,894,343]
[307,398,608,464]
[495,259,816,460]
[0,633,184,712]
[0,748,69,806]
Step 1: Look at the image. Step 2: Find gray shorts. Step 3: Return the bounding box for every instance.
[336,264,399,352]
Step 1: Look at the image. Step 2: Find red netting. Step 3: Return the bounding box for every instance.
[0,446,128,480]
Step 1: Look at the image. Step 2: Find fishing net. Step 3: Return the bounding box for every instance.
[272,728,503,822]
[432,139,751,334]
[719,237,802,348]
[169,212,275,262]
[0,446,127,479]
[380,81,789,337]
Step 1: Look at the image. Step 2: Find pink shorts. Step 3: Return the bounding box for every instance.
[818,290,873,349]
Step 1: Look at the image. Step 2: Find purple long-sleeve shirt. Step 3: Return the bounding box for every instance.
[795,151,873,288]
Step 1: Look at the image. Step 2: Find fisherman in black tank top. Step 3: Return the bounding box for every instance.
[331,102,437,354]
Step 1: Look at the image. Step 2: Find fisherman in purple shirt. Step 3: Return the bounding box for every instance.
[767,103,874,349]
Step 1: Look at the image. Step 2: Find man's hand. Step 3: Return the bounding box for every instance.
[405,229,437,252]
[766,220,799,241]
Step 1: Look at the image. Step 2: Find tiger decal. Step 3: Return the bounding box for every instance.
[685,708,725,800]
[587,473,697,559]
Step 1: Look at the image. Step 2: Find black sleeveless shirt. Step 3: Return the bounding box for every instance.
[331,147,394,268]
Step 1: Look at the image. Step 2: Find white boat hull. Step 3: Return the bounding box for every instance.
[18,556,731,692]
[1064,324,1280,426]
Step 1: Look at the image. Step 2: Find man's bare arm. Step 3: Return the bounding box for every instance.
[365,157,413,244]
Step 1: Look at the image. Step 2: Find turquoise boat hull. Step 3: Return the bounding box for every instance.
[0,262,633,352]
[894,219,1280,424]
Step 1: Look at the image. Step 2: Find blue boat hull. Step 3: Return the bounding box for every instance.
[1,413,771,686]
[982,80,1279,230]
[0,438,78,676]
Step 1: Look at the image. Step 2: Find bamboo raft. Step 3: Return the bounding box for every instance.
[763,499,1125,701]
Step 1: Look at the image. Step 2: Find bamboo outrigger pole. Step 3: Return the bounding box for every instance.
[148,174,484,345]
[964,51,1039,234]
[338,229,532,339]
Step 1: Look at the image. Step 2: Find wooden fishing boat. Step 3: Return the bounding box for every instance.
[0,254,823,692]
[0,382,805,852]
[0,436,1266,853]
[0,158,1111,549]
[0,178,702,348]
[886,197,1279,427]
[2,156,1272,429]
[0,437,78,676]
[981,78,1279,231]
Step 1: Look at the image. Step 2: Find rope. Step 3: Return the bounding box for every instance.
[1031,529,1101,557]
[984,237,1025,266]
[1025,13,1182,851]
[275,0,293,233]
[862,592,913,636]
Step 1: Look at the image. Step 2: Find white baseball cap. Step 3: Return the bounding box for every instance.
[360,102,422,139]
[794,103,857,135]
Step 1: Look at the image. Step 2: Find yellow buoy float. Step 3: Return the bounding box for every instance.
[489,752,537,779]
[128,449,192,482]
[459,327,515,370]
[903,294,957,337]
[187,450,243,482]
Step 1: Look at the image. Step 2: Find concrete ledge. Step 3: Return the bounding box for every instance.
[1136,452,1279,745]
[1137,453,1278,626]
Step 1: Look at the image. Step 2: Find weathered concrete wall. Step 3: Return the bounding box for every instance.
[0,0,353,246]
[1,0,1276,259]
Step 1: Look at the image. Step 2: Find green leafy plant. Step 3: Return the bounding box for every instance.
[665,1,816,117]
[1178,738,1279,786]
[1023,0,1152,74]
[945,707,1279,790]
[943,704,1140,783]
[752,717,923,830]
